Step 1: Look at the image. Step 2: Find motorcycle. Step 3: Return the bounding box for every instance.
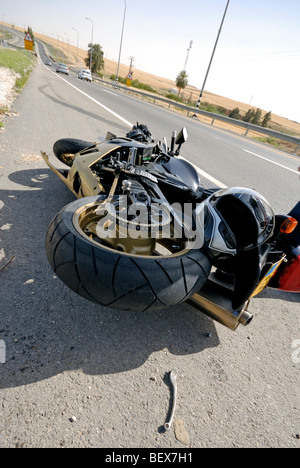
[41,124,300,331]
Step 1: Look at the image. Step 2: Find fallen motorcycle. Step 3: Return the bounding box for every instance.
[41,124,300,330]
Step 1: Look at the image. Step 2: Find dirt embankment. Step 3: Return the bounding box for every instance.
[0,66,19,110]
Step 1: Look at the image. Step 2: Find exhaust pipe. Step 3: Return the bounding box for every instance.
[187,279,253,331]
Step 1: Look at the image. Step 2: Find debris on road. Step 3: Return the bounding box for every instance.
[164,370,177,431]
[174,419,190,445]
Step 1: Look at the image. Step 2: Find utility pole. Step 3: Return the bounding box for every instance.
[116,0,127,85]
[183,40,193,71]
[72,27,79,69]
[85,17,94,71]
[128,56,135,74]
[196,0,230,108]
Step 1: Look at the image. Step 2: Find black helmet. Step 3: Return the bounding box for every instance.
[126,123,153,143]
[200,187,275,260]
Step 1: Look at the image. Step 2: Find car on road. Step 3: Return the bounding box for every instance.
[78,69,92,82]
[45,59,52,66]
[56,63,69,75]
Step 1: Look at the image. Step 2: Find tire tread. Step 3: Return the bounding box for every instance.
[45,198,211,311]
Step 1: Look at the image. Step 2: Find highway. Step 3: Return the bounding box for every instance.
[37,40,300,215]
[0,38,299,448]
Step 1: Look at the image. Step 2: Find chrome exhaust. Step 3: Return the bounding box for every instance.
[188,279,253,331]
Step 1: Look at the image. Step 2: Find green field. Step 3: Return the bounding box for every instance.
[0,48,36,127]
[0,48,36,77]
[0,48,36,114]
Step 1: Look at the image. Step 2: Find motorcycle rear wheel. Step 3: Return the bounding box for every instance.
[46,196,211,311]
[53,138,95,167]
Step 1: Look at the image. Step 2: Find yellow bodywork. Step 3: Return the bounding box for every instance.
[41,143,121,198]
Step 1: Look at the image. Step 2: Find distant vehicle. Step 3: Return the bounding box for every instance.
[78,69,92,82]
[45,59,52,66]
[56,63,69,75]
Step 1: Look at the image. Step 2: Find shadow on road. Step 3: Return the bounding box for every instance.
[0,169,219,389]
[38,84,130,135]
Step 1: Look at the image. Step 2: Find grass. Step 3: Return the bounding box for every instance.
[0,48,36,126]
[110,74,158,94]
[41,41,67,63]
[0,48,35,76]
[0,27,13,41]
[254,136,279,148]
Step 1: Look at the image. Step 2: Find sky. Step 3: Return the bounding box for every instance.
[2,0,300,122]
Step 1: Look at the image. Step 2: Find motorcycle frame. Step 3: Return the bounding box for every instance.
[41,140,288,331]
[42,143,121,199]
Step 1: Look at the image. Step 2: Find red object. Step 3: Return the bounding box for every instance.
[278,254,300,292]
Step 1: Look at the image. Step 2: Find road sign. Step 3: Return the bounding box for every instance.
[126,72,133,87]
[24,32,32,41]
[24,32,33,51]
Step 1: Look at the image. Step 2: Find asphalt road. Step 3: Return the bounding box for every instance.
[0,47,299,448]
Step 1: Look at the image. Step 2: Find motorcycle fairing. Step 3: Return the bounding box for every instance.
[277,201,300,292]
[288,201,300,247]
[278,249,300,292]
[41,143,122,198]
[160,156,201,191]
[230,247,262,310]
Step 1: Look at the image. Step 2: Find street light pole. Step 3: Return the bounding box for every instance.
[57,33,64,62]
[196,0,230,108]
[64,32,69,65]
[85,16,94,71]
[72,27,79,69]
[116,0,127,85]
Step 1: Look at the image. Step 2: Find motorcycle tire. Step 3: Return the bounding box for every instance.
[53,138,95,167]
[46,196,211,312]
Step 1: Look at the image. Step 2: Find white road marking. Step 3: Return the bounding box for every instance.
[102,89,117,96]
[56,73,133,127]
[42,63,133,127]
[179,156,227,188]
[244,150,299,174]
[42,60,227,188]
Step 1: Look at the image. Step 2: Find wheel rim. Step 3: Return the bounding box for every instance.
[72,200,195,257]
[60,153,75,166]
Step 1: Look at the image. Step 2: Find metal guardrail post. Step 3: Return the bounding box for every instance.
[294,143,300,155]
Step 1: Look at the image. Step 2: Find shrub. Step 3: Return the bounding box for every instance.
[200,102,227,116]
[262,111,272,127]
[229,107,241,119]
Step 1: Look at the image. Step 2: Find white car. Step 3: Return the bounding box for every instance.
[78,69,92,82]
[56,63,69,75]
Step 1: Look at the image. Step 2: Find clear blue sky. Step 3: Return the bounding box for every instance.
[2,0,300,122]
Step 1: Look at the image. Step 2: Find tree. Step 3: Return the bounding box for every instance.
[25,26,35,45]
[229,107,241,119]
[251,108,262,125]
[85,43,104,73]
[243,108,256,122]
[262,111,272,127]
[175,70,188,101]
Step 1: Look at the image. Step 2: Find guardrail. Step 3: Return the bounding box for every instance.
[17,35,300,155]
[93,76,300,155]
